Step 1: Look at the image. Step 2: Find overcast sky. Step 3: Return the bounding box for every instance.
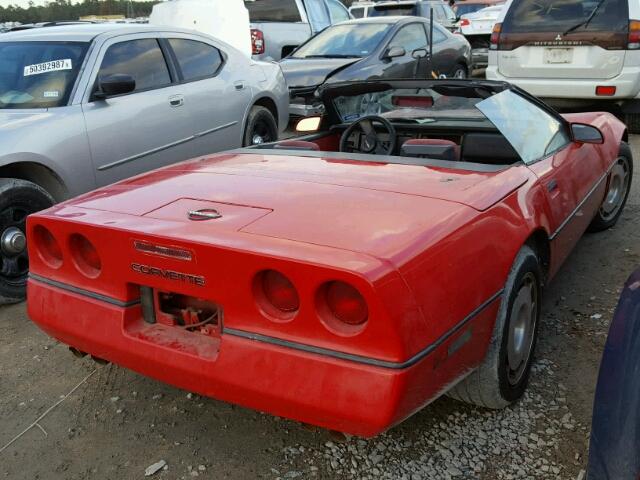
[0,0,50,7]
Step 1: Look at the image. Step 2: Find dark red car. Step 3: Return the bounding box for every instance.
[27,80,632,437]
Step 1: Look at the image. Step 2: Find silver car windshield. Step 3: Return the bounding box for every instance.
[476,90,570,164]
[0,41,88,109]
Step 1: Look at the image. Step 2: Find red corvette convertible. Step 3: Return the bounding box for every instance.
[27,80,632,437]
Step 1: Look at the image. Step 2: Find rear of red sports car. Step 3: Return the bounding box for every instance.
[26,148,532,436]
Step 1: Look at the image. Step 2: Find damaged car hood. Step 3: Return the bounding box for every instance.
[279,57,360,89]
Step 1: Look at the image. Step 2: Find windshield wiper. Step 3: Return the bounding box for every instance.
[562,0,606,36]
[303,54,361,59]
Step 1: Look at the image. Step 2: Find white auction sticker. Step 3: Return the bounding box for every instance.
[24,59,72,76]
[43,91,59,98]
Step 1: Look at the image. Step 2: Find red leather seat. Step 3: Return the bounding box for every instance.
[273,140,320,151]
[401,139,460,161]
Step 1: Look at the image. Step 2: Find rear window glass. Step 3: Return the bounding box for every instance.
[371,5,419,16]
[503,0,629,33]
[168,39,223,81]
[244,0,302,22]
[351,7,365,18]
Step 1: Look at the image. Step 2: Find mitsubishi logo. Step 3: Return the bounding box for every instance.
[188,208,222,221]
[555,34,562,41]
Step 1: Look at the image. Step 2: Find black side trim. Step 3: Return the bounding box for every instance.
[224,289,504,370]
[549,163,614,241]
[29,274,140,308]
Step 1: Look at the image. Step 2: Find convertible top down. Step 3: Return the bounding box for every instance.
[27,80,632,436]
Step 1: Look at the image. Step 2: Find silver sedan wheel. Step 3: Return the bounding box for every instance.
[506,272,538,386]
[600,156,631,222]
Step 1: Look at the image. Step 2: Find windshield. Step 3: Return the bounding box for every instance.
[332,86,569,163]
[334,87,487,123]
[503,0,629,33]
[292,23,392,58]
[0,41,88,109]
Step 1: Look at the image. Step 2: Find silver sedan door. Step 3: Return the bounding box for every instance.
[82,34,193,186]
[164,35,251,155]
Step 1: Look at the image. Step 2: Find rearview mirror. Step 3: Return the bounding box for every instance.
[384,46,406,60]
[571,123,604,144]
[94,74,136,99]
[296,116,321,133]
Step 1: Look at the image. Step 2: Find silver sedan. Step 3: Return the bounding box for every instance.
[0,23,289,303]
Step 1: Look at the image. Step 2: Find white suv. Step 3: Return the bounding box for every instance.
[487,0,640,131]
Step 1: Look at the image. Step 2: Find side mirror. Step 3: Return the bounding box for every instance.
[412,48,428,59]
[94,74,136,100]
[571,123,604,144]
[295,116,321,133]
[384,46,406,60]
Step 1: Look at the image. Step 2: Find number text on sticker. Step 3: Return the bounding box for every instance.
[24,59,72,77]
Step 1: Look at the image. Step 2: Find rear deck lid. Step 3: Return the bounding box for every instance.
[498,0,629,79]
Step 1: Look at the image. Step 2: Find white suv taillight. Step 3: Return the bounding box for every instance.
[251,28,265,55]
[490,22,502,50]
[629,20,640,49]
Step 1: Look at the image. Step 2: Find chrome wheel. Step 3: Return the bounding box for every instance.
[250,119,275,145]
[506,272,538,386]
[600,156,631,222]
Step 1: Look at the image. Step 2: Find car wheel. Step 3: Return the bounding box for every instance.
[243,106,278,147]
[452,64,468,79]
[588,142,633,232]
[0,179,54,304]
[448,245,542,408]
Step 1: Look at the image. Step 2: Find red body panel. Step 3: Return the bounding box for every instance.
[26,111,626,436]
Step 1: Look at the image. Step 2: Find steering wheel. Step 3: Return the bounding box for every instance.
[339,115,397,155]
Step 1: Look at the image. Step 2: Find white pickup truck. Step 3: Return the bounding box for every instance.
[246,0,351,61]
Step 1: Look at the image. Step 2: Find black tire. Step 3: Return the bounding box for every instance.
[623,113,640,135]
[448,245,542,408]
[0,178,54,304]
[451,63,468,79]
[588,142,633,233]
[243,106,278,147]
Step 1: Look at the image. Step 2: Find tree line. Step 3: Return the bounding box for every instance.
[0,0,158,24]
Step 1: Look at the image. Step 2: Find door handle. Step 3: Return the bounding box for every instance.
[234,81,245,91]
[169,95,184,107]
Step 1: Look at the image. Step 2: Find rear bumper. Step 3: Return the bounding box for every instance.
[486,64,640,100]
[27,276,489,437]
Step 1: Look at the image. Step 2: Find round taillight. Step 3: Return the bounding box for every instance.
[69,234,101,278]
[325,281,368,326]
[33,225,62,269]
[255,270,299,320]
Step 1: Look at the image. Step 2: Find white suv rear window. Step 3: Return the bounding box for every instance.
[503,0,629,33]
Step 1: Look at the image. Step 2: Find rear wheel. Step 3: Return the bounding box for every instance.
[588,142,633,232]
[0,179,54,304]
[448,245,542,408]
[243,106,278,147]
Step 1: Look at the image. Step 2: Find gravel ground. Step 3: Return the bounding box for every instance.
[1,137,639,480]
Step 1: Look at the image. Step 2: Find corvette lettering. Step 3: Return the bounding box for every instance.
[131,263,206,287]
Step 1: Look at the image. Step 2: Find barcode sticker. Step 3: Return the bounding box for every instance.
[24,59,72,76]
